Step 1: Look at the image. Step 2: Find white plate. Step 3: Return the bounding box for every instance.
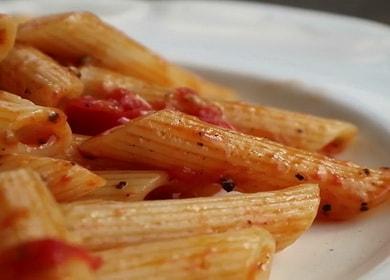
[2,1,389,279]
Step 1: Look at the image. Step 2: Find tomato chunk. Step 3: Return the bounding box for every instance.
[167,87,235,129]
[65,89,153,135]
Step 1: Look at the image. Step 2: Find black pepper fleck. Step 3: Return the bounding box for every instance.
[48,111,60,123]
[362,168,370,176]
[115,181,127,189]
[197,142,204,147]
[247,220,252,225]
[197,131,203,137]
[296,128,303,134]
[220,177,235,192]
[322,204,332,213]
[360,202,369,212]
[295,173,305,181]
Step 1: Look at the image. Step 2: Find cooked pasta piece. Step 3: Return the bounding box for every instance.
[0,168,69,248]
[0,14,17,62]
[0,91,72,156]
[17,12,235,100]
[59,134,133,170]
[81,170,168,201]
[217,100,357,155]
[0,45,83,106]
[80,110,389,220]
[63,184,319,251]
[0,154,106,202]
[96,228,274,280]
[80,65,170,103]
[79,65,356,154]
[0,168,98,280]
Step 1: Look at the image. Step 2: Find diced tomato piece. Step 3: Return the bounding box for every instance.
[167,87,235,129]
[65,96,125,135]
[106,88,153,118]
[65,89,153,135]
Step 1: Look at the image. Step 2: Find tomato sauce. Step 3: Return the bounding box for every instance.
[0,239,102,278]
[165,87,235,130]
[65,87,234,135]
[65,88,153,135]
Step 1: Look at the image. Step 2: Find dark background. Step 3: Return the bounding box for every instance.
[249,0,390,24]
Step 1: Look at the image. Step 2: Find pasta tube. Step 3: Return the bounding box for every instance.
[0,45,83,106]
[0,168,98,279]
[62,184,319,251]
[0,14,17,62]
[0,154,106,202]
[79,65,170,103]
[80,110,389,220]
[96,228,274,280]
[17,12,235,100]
[0,169,69,248]
[0,91,72,156]
[80,65,356,154]
[217,100,357,154]
[59,134,133,170]
[81,170,168,201]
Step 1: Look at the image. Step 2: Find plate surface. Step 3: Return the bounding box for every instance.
[2,1,389,279]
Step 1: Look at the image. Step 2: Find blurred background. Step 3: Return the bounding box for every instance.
[248,0,390,24]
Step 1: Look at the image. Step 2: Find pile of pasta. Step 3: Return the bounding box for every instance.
[0,12,388,279]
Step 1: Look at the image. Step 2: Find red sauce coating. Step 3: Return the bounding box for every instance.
[65,88,153,135]
[65,87,234,135]
[166,87,235,130]
[0,239,102,278]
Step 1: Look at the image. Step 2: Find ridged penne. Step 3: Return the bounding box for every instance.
[0,154,106,202]
[0,169,69,248]
[0,168,97,279]
[79,65,356,154]
[96,228,275,280]
[0,14,17,62]
[59,134,133,170]
[62,184,319,251]
[79,65,170,103]
[80,110,390,220]
[0,91,72,156]
[17,12,235,100]
[81,170,168,201]
[217,100,358,154]
[0,45,83,106]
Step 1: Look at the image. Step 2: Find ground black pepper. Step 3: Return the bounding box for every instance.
[115,181,127,189]
[295,173,305,181]
[48,111,60,123]
[322,204,332,213]
[220,177,235,192]
[360,202,369,212]
[362,168,370,176]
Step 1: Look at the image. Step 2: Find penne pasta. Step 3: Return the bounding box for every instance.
[217,100,358,155]
[62,184,319,251]
[0,154,106,202]
[59,134,133,170]
[79,65,356,154]
[0,14,17,62]
[80,110,389,220]
[0,91,72,156]
[96,228,275,280]
[17,12,235,100]
[81,170,169,201]
[0,168,69,248]
[0,45,83,106]
[0,168,98,279]
[79,65,170,103]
